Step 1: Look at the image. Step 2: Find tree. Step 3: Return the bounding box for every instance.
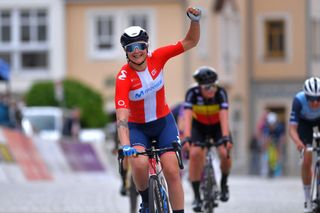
[24,79,109,128]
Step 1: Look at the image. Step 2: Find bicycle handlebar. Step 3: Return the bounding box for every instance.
[118,142,184,175]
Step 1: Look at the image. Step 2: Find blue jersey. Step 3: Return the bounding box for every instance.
[289,91,320,124]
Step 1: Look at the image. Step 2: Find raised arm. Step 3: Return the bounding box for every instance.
[181,7,201,51]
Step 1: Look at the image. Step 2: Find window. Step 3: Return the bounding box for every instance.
[0,9,49,72]
[128,14,148,31]
[89,9,153,60]
[265,20,285,59]
[20,10,47,43]
[21,51,48,69]
[312,20,320,61]
[95,16,115,50]
[0,11,11,43]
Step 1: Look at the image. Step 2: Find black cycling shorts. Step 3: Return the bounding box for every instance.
[191,120,225,146]
[298,118,320,145]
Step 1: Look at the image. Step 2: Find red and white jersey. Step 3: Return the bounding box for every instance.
[115,42,184,123]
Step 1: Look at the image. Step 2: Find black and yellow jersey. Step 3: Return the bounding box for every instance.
[184,85,229,125]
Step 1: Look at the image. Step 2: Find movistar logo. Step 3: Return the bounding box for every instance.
[130,77,163,100]
[135,90,145,99]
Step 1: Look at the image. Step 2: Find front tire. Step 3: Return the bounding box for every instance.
[201,163,217,213]
[148,176,169,213]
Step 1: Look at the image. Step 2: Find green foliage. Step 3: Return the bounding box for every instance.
[24,79,109,128]
[24,81,59,106]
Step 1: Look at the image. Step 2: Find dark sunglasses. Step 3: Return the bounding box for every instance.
[125,42,148,53]
[200,83,216,91]
[306,95,320,102]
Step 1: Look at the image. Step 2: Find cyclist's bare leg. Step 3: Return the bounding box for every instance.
[161,152,185,210]
[217,145,232,201]
[301,151,312,185]
[130,146,149,191]
[189,145,205,209]
[217,145,232,174]
[189,145,205,181]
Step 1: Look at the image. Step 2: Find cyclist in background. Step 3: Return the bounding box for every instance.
[115,6,201,213]
[289,77,320,213]
[260,112,285,177]
[182,66,233,212]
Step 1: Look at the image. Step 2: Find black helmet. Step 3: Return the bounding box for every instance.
[193,66,218,85]
[120,26,149,47]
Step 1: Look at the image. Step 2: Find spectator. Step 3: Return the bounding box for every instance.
[62,107,81,142]
[0,94,13,128]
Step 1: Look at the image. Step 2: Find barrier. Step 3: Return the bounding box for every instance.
[0,129,25,182]
[33,137,71,181]
[91,142,109,171]
[0,127,112,182]
[2,128,52,180]
[60,140,105,172]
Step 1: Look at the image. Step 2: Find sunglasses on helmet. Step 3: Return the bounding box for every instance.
[124,42,148,53]
[306,95,320,102]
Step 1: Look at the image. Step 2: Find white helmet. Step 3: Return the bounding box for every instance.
[120,26,149,47]
[304,77,320,96]
[266,112,277,125]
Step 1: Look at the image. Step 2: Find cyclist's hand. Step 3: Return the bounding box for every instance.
[181,137,191,148]
[181,137,191,159]
[226,141,233,150]
[187,7,201,22]
[296,142,305,152]
[122,145,137,156]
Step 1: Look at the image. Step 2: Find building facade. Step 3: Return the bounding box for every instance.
[1,0,319,175]
[0,0,66,92]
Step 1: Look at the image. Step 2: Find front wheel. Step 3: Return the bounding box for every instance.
[201,163,217,213]
[148,176,169,213]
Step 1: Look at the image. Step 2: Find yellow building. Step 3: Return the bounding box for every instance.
[0,0,319,175]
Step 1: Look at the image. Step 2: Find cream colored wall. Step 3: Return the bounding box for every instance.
[66,2,184,108]
[66,3,125,104]
[230,0,250,167]
[154,4,185,107]
[253,0,306,80]
[185,0,250,169]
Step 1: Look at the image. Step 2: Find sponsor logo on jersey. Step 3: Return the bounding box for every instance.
[129,76,164,100]
[118,70,127,80]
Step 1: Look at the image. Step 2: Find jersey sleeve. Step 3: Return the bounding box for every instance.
[289,96,302,124]
[115,67,131,109]
[184,88,195,110]
[217,87,229,109]
[151,41,184,66]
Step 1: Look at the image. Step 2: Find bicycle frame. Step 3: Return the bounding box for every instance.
[118,141,183,213]
[147,146,171,213]
[308,127,320,213]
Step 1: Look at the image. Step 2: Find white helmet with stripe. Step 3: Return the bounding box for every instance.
[304,77,320,96]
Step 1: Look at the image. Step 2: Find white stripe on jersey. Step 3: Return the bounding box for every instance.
[129,68,164,122]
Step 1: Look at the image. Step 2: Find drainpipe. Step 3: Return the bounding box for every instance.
[306,0,311,77]
[247,0,254,135]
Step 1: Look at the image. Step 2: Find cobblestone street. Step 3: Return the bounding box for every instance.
[0,172,303,213]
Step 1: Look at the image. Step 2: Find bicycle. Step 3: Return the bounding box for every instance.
[118,140,184,213]
[266,138,281,177]
[193,137,221,213]
[303,126,320,213]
